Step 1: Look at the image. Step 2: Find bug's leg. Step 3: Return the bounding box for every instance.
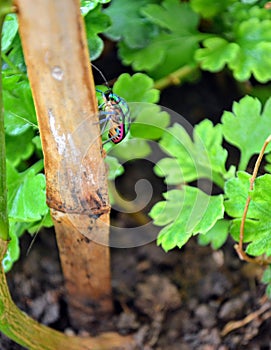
[99,118,110,135]
[102,135,115,146]
[102,138,111,146]
[93,112,112,125]
[102,128,119,146]
[99,116,112,124]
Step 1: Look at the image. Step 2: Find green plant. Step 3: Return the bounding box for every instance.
[2,1,271,348]
[101,0,271,293]
[0,0,136,348]
[150,96,271,258]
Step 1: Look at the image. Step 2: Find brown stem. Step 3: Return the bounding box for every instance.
[236,135,271,264]
[14,0,113,329]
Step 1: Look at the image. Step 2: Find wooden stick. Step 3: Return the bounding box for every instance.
[15,0,113,328]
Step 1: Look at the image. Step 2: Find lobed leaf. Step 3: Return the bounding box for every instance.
[225,3,271,27]
[225,172,271,256]
[230,18,271,82]
[3,34,26,72]
[103,0,158,49]
[84,6,111,60]
[130,103,170,140]
[149,187,224,251]
[105,73,164,164]
[80,0,111,16]
[113,73,160,103]
[195,38,239,72]
[3,80,37,136]
[224,171,252,218]
[1,14,18,53]
[5,130,35,167]
[118,0,201,78]
[155,119,229,187]
[105,155,124,180]
[196,15,271,83]
[221,95,271,170]
[198,219,229,249]
[2,224,20,273]
[7,162,48,222]
[190,0,234,18]
[262,265,271,298]
[108,138,152,161]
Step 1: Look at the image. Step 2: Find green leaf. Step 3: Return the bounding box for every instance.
[2,223,20,273]
[108,138,152,161]
[4,80,37,136]
[113,73,160,103]
[100,74,167,181]
[262,265,271,284]
[225,172,271,256]
[2,74,21,90]
[3,210,52,272]
[142,0,198,32]
[266,284,271,299]
[230,18,271,82]
[266,152,271,173]
[118,0,201,78]
[103,0,158,48]
[241,0,259,4]
[190,0,234,18]
[27,211,53,234]
[130,103,170,140]
[104,73,168,157]
[1,14,18,53]
[6,130,35,167]
[262,265,271,298]
[154,157,183,185]
[149,187,224,251]
[226,3,271,24]
[224,171,251,218]
[155,119,228,187]
[4,34,26,72]
[198,219,229,249]
[80,0,111,15]
[7,162,48,222]
[194,120,228,177]
[197,16,271,82]
[221,95,271,170]
[105,155,124,180]
[85,6,111,60]
[195,38,239,72]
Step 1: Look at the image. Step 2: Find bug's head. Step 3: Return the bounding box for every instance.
[104,90,121,104]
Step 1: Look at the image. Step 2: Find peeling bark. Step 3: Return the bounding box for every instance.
[15,0,113,328]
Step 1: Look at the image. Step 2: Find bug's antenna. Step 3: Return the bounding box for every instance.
[91,63,110,89]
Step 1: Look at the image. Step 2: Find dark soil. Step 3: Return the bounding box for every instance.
[2,69,271,349]
[2,230,271,350]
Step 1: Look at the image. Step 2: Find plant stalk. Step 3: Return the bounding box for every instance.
[0,1,11,241]
[154,64,199,90]
[235,135,271,265]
